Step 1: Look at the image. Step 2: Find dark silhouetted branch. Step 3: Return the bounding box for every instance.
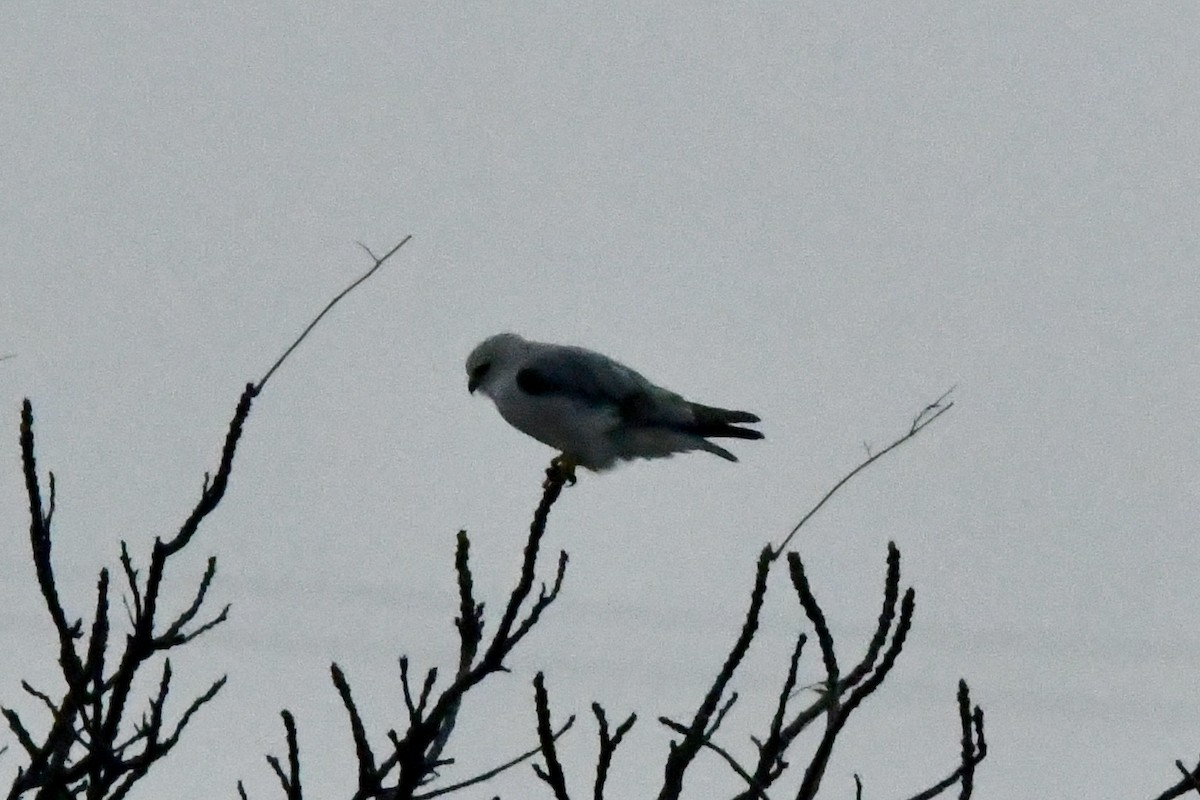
[1153,758,1200,800]
[8,394,247,799]
[413,716,573,800]
[658,717,768,800]
[453,531,483,675]
[791,550,914,800]
[7,237,414,799]
[592,703,635,800]
[838,544,900,692]
[244,390,978,799]
[958,681,977,800]
[657,547,772,800]
[713,542,952,800]
[265,711,302,800]
[21,402,82,679]
[902,681,986,800]
[331,664,380,798]
[267,460,573,800]
[789,555,839,692]
[1174,761,1200,797]
[531,674,571,800]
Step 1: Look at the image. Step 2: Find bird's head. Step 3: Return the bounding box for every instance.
[465,332,527,395]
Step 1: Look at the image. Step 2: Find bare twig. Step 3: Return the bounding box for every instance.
[789,556,839,692]
[762,631,805,761]
[729,544,924,800]
[658,717,769,800]
[531,674,571,800]
[256,235,412,391]
[902,683,986,800]
[1176,761,1200,796]
[658,547,772,800]
[838,544,901,692]
[282,461,572,800]
[21,402,83,674]
[958,681,976,800]
[592,704,635,800]
[9,237,412,800]
[413,717,574,800]
[453,531,483,674]
[331,664,379,797]
[1153,758,1200,800]
[774,387,954,555]
[265,711,302,800]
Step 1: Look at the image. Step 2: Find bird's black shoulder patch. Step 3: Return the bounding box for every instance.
[516,367,556,395]
[617,390,655,422]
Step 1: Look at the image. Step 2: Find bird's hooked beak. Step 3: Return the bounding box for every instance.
[467,363,490,394]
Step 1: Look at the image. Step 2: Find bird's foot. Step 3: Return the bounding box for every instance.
[545,455,578,488]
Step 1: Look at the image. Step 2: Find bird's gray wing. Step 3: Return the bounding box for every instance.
[516,345,762,437]
[515,346,687,424]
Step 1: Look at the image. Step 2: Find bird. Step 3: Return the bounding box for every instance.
[466,333,762,479]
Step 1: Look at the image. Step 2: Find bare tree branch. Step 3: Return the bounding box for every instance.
[267,459,573,800]
[236,388,977,800]
[331,664,380,798]
[658,717,769,800]
[902,682,986,800]
[413,717,573,800]
[7,236,415,800]
[658,547,773,800]
[1153,758,1200,800]
[591,703,635,800]
[531,674,571,800]
[265,711,302,800]
[774,387,954,555]
[256,235,412,392]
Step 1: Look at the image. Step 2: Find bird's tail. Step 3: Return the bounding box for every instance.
[687,403,764,441]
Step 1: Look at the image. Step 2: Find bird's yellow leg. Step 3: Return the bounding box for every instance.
[547,454,578,487]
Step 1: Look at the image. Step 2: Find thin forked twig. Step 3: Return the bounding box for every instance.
[958,680,976,800]
[657,547,773,800]
[363,463,573,797]
[1175,761,1200,796]
[257,235,412,392]
[658,717,770,800]
[1152,759,1200,800]
[902,684,986,800]
[413,718,574,800]
[593,703,636,800]
[774,386,954,555]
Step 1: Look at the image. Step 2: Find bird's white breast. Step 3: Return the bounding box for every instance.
[490,379,620,469]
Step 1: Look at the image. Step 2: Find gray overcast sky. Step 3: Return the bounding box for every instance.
[2,4,1198,798]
